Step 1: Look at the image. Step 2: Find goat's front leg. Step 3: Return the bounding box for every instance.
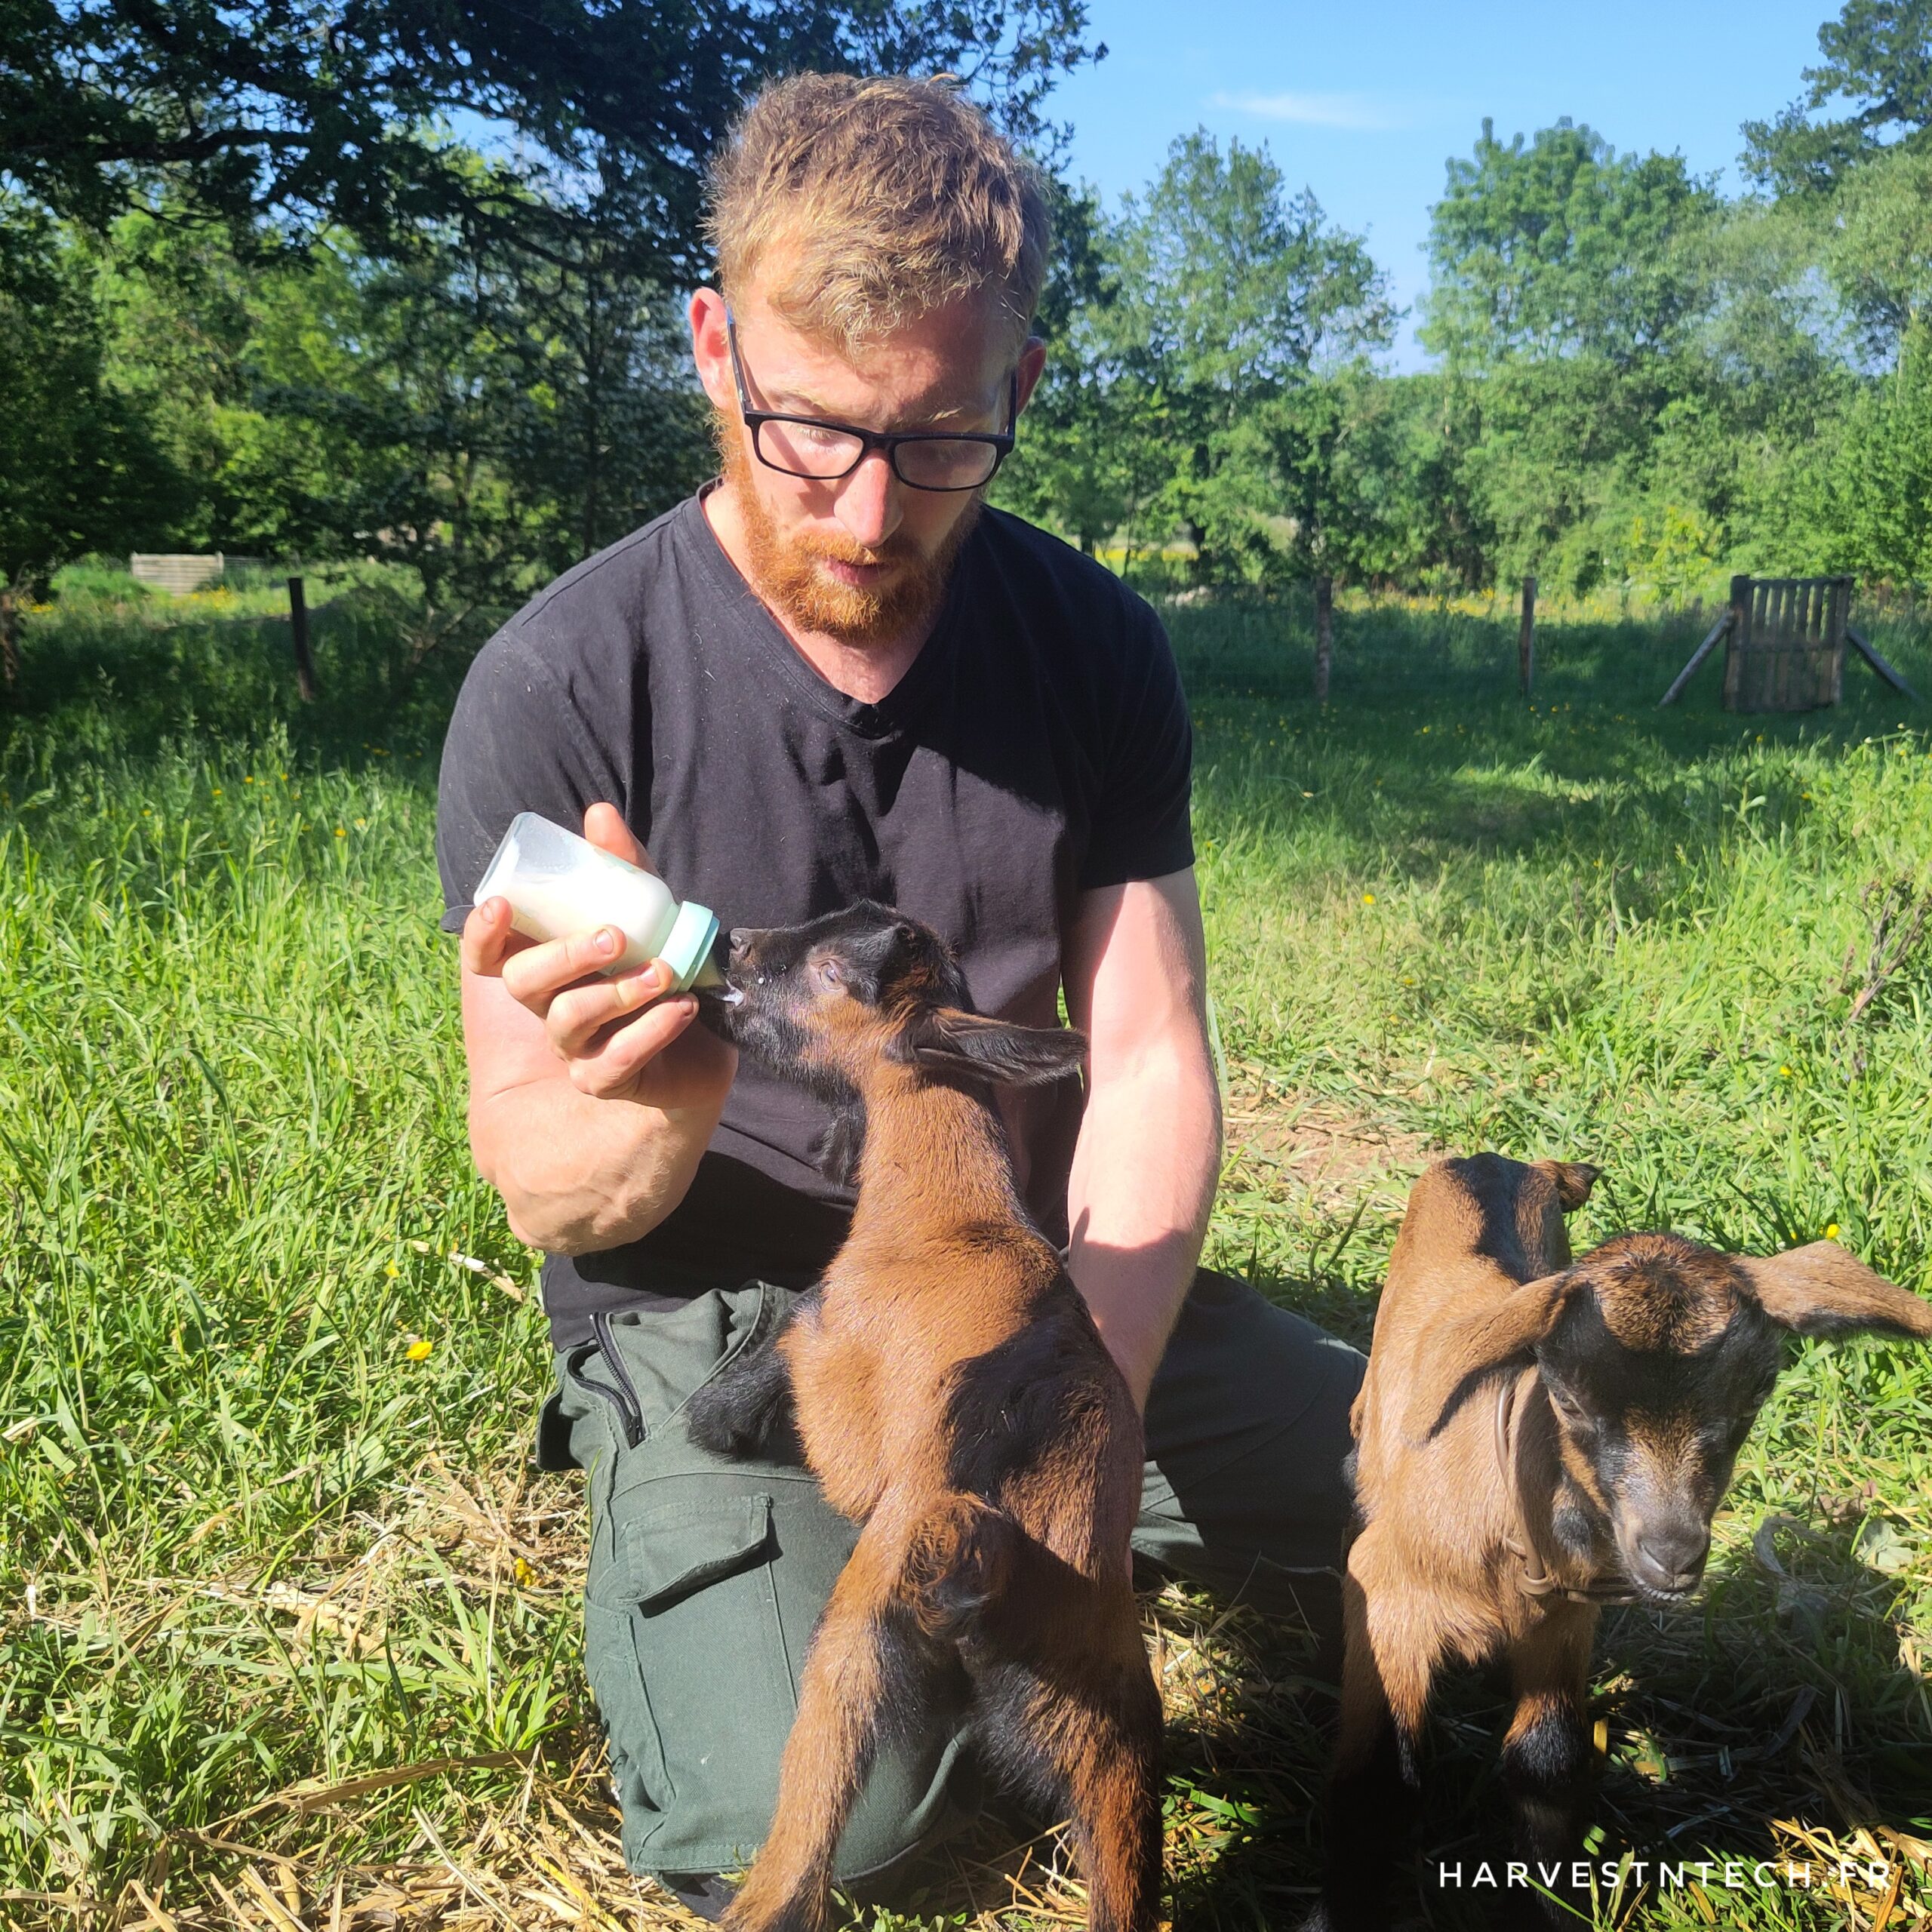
[685,1297,813,1463]
[1498,1603,1599,1928]
[722,1512,924,1932]
[1308,1526,1439,1932]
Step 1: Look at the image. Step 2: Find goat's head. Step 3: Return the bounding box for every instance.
[1412,1232,1932,1601]
[704,901,1088,1101]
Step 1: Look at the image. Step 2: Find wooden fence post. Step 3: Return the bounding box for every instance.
[288,575,318,702]
[1313,573,1334,704]
[0,588,17,696]
[1518,577,1537,698]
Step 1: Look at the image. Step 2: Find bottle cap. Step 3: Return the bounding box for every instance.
[657,899,721,991]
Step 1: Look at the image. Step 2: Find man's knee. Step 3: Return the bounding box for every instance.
[1136,1268,1365,1629]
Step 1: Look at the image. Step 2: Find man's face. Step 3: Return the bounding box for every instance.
[691,280,1043,649]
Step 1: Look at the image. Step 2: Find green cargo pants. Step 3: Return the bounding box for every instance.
[539,1267,1364,1881]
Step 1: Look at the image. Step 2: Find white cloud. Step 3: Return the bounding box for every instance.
[1208,90,1404,131]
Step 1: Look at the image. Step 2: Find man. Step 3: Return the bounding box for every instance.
[437,72,1363,1913]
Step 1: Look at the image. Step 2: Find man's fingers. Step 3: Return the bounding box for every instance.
[460,897,533,977]
[546,963,670,1058]
[501,924,629,1009]
[569,995,701,1098]
[583,801,654,872]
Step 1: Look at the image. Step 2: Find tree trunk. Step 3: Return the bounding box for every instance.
[288,576,319,702]
[1313,574,1334,704]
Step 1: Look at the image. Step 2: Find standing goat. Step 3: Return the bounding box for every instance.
[1313,1152,1932,1930]
[688,903,1162,1932]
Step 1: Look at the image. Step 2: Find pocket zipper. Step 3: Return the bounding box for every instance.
[589,1309,648,1448]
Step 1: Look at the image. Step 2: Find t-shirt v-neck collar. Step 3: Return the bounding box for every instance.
[678,491,964,741]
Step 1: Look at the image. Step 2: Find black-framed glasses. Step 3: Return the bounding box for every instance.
[726,309,1017,492]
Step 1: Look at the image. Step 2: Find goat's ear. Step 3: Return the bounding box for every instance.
[909,1009,1088,1088]
[1737,1242,1932,1340]
[1403,1271,1577,1441]
[1537,1160,1600,1211]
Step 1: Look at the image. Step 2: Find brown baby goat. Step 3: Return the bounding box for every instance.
[688,903,1162,1932]
[1312,1152,1932,1930]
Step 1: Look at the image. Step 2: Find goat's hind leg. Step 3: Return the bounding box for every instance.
[962,1542,1161,1932]
[723,1517,928,1932]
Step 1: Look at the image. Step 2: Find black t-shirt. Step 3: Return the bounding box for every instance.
[437,491,1193,1346]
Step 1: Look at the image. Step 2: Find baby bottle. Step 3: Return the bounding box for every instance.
[472,812,725,990]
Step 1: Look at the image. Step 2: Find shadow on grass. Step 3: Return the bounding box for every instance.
[1159,1488,1932,1931]
[0,588,497,784]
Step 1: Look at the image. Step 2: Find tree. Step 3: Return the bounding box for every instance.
[1782,318,1932,582]
[1744,0,1932,197]
[0,204,177,591]
[1419,118,1729,593]
[1,0,1100,275]
[1112,131,1394,583]
[1423,118,1721,370]
[97,199,709,614]
[994,184,1172,559]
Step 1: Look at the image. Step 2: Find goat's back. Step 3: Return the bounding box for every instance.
[1349,1156,1583,1555]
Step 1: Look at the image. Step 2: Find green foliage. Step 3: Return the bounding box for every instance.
[1745,0,1932,196]
[1423,118,1721,369]
[1000,131,1393,585]
[0,0,1100,270]
[1780,320,1932,582]
[0,204,179,586]
[63,200,709,606]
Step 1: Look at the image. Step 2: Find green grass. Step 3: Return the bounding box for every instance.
[3,580,1930,1928]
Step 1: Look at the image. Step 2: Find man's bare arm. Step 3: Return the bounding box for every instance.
[460,804,737,1254]
[1062,869,1223,1408]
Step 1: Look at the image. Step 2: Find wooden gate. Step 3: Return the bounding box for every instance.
[1660,573,1917,710]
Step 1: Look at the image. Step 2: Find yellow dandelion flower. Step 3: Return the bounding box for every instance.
[514,1557,537,1586]
[1779,1064,1793,1077]
[1362,892,1377,905]
[334,827,346,838]
[384,1260,400,1278]
[405,1337,432,1361]
[1825,1223,1841,1239]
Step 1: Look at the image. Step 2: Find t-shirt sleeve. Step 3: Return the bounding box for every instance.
[1078,600,1195,891]
[435,627,626,934]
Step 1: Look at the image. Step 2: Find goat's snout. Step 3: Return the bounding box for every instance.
[1626,1521,1710,1595]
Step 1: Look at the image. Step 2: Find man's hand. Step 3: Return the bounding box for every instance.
[460,804,736,1254]
[460,803,736,1112]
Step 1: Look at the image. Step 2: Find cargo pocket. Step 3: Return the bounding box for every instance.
[587,1482,807,1874]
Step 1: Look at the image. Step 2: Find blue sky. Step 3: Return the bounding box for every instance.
[1049,0,1838,368]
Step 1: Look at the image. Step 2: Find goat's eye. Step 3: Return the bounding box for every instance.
[814,958,843,989]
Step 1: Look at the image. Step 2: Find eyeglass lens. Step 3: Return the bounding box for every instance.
[753,419,1001,490]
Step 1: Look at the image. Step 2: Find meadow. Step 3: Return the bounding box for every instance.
[2,575,1930,1930]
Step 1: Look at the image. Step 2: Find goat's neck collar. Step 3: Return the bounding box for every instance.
[1494,1367,1639,1607]
[849,1067,1020,1234]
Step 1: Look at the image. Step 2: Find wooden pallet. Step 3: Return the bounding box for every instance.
[1660,574,1917,710]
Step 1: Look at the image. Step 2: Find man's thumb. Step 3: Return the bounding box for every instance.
[583,801,654,872]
